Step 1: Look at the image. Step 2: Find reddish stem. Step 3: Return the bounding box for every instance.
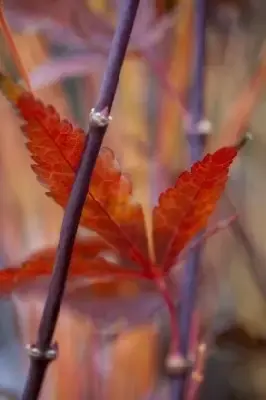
[0,7,31,90]
[153,272,179,352]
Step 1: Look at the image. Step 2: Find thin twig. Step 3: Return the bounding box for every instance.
[172,0,207,399]
[225,194,266,301]
[21,1,140,399]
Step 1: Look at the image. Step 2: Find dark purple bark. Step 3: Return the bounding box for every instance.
[21,1,140,399]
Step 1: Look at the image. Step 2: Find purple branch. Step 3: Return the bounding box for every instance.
[21,1,140,399]
[172,0,207,398]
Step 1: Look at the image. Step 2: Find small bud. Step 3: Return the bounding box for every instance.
[236,132,253,150]
[197,119,212,135]
[88,107,112,129]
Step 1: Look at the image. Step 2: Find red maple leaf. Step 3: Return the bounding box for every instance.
[0,237,145,294]
[153,147,237,271]
[0,75,239,347]
[0,74,150,269]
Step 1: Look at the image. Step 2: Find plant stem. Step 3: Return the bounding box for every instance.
[172,0,207,399]
[225,194,266,300]
[21,1,140,399]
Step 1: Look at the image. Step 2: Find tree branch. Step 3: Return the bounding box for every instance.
[21,1,140,399]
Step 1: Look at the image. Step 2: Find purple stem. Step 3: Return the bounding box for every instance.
[172,0,207,398]
[21,1,140,399]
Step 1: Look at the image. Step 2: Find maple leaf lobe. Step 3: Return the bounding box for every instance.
[0,74,150,270]
[153,146,237,269]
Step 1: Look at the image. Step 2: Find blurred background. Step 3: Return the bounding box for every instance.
[1,0,266,399]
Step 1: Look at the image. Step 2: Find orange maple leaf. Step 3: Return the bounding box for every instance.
[0,74,150,273]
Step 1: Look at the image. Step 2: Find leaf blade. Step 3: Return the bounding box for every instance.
[0,239,144,295]
[0,74,149,269]
[153,147,238,270]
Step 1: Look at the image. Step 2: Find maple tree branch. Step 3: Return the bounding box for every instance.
[171,0,207,399]
[21,1,140,399]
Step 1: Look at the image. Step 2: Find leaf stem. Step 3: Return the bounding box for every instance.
[172,0,207,398]
[21,1,140,399]
[154,274,179,352]
[0,5,31,91]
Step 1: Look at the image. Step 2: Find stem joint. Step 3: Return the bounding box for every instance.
[26,342,58,362]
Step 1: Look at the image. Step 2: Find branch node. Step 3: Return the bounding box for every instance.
[236,131,253,150]
[26,343,58,361]
[89,107,112,128]
[197,118,212,134]
[165,353,194,377]
[185,117,212,135]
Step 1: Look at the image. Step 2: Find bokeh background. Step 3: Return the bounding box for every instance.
[1,0,266,399]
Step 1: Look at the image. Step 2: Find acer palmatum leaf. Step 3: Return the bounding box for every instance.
[0,74,150,271]
[0,238,145,295]
[0,74,241,363]
[153,146,238,271]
